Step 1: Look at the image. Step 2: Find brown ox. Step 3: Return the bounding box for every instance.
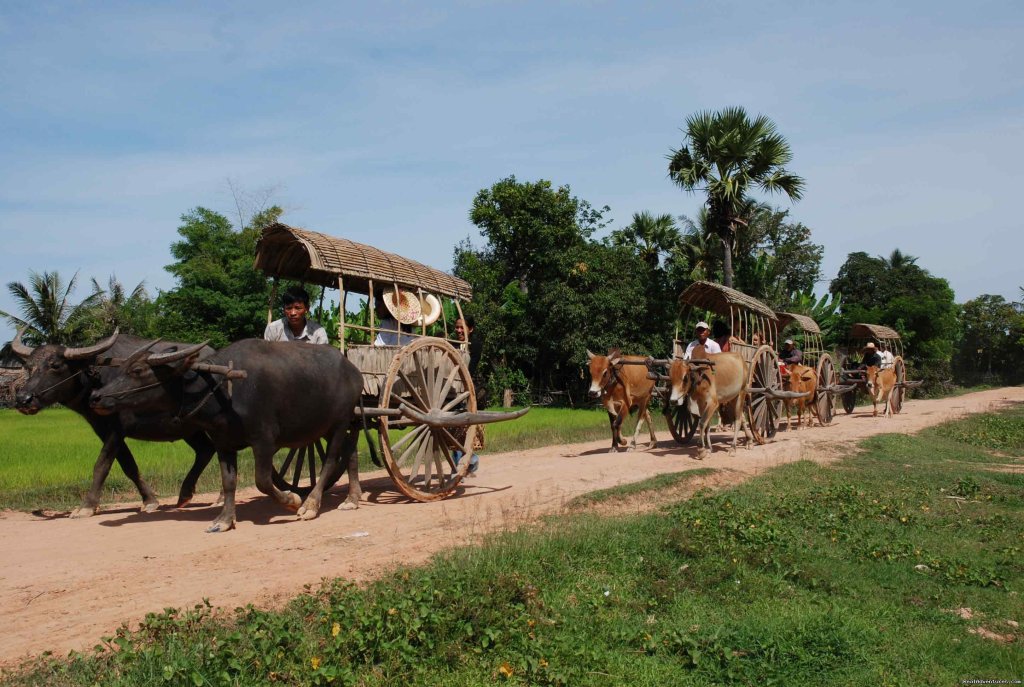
[782,363,818,429]
[669,349,751,458]
[865,365,897,418]
[587,348,657,452]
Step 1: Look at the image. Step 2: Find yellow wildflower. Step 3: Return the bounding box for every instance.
[332,622,340,637]
[498,662,514,678]
[311,657,321,670]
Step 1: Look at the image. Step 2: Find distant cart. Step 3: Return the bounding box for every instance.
[254,223,526,502]
[838,323,921,415]
[665,281,803,444]
[775,312,843,426]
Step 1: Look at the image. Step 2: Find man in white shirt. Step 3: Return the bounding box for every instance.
[684,321,722,359]
[878,341,895,370]
[264,287,329,344]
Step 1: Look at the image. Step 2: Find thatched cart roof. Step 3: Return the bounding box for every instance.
[678,281,778,321]
[776,312,822,335]
[254,223,473,299]
[849,323,901,341]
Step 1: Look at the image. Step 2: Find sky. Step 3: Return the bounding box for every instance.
[1,0,1022,343]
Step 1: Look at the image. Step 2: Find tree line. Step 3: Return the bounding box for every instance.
[3,107,1021,398]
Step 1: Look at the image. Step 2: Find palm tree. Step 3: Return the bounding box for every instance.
[87,275,150,336]
[609,211,680,268]
[882,249,918,271]
[674,209,720,282]
[667,106,805,288]
[0,270,101,346]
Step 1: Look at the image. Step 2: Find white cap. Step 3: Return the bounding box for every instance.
[784,339,793,345]
[865,342,876,349]
[695,321,710,330]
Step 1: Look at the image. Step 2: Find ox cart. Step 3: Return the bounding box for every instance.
[253,223,527,503]
[775,312,849,426]
[838,323,922,415]
[661,281,804,445]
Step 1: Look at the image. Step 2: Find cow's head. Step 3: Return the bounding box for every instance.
[669,360,692,405]
[12,329,118,414]
[586,348,621,398]
[89,340,207,416]
[864,365,880,396]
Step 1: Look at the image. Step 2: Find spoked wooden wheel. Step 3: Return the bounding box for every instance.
[890,357,907,415]
[841,370,857,414]
[665,402,699,444]
[745,346,783,444]
[272,438,340,498]
[814,354,837,426]
[379,337,477,502]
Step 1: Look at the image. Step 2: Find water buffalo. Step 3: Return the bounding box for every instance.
[12,329,219,518]
[88,338,364,532]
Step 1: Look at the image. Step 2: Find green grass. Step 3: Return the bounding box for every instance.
[3,405,1022,686]
[0,406,663,512]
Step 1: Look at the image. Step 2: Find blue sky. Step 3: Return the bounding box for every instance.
[2,1,1021,343]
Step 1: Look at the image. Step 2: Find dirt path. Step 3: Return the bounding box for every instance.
[1,387,1021,665]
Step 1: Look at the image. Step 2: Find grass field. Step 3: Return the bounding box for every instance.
[0,405,668,512]
[2,405,1022,685]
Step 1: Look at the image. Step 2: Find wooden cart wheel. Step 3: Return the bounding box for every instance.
[745,346,783,444]
[814,354,837,426]
[840,369,857,414]
[379,337,477,502]
[271,438,341,498]
[890,356,906,415]
[664,402,699,444]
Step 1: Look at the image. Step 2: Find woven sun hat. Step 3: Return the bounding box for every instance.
[383,287,422,325]
[417,293,442,327]
[695,321,710,331]
[865,342,876,349]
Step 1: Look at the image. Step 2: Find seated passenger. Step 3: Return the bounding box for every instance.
[859,342,882,369]
[264,286,328,344]
[684,321,722,359]
[780,339,803,366]
[878,342,895,370]
[712,320,732,353]
[373,288,419,346]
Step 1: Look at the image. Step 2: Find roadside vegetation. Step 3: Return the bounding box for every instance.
[3,406,1021,686]
[0,406,668,513]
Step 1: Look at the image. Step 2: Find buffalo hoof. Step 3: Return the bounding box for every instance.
[282,491,302,511]
[206,519,236,533]
[214,491,225,506]
[337,500,359,511]
[141,501,160,514]
[69,505,98,519]
[646,442,657,451]
[175,496,193,508]
[296,506,320,521]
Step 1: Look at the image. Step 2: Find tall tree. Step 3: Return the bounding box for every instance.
[954,295,1024,385]
[667,106,805,288]
[86,275,154,337]
[608,211,680,268]
[156,205,283,348]
[0,270,100,345]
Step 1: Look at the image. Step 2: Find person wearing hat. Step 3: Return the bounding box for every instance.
[373,288,420,346]
[860,342,882,369]
[878,341,895,370]
[780,339,803,366]
[684,321,722,359]
[264,286,329,344]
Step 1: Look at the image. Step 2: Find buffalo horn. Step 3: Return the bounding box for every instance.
[64,328,120,360]
[146,341,208,366]
[11,328,35,358]
[122,338,163,366]
[586,349,595,360]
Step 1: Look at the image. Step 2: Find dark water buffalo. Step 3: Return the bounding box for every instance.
[12,329,219,518]
[89,338,364,532]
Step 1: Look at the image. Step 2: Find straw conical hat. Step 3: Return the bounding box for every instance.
[383,288,421,325]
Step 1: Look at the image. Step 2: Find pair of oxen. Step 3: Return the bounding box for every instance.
[586,348,820,459]
[11,330,363,532]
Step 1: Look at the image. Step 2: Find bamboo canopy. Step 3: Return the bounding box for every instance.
[678,281,778,321]
[776,312,822,335]
[254,223,473,299]
[849,323,901,341]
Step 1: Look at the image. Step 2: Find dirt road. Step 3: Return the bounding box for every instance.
[1,387,1021,665]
